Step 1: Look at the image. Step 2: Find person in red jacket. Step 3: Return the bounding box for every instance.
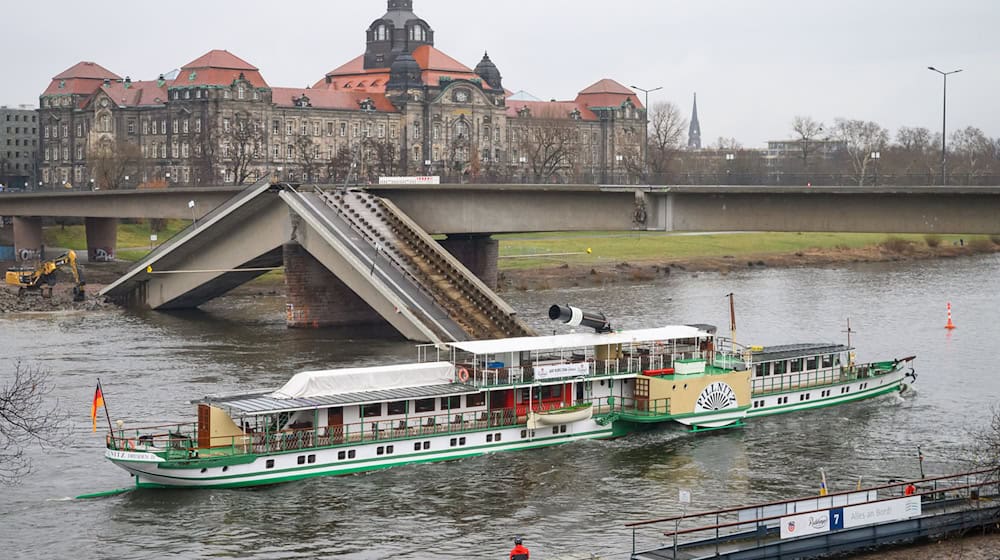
[510,536,530,560]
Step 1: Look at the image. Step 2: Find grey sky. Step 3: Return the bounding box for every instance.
[5,0,996,147]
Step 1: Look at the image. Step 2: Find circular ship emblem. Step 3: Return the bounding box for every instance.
[694,382,738,413]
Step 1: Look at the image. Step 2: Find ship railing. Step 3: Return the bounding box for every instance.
[594,396,671,417]
[751,367,850,394]
[105,422,199,457]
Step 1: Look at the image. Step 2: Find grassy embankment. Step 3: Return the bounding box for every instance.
[42,223,999,288]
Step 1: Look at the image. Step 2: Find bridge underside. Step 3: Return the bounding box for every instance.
[100,181,533,343]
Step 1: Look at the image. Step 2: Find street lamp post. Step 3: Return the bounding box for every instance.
[870,151,881,186]
[927,66,962,185]
[630,85,662,181]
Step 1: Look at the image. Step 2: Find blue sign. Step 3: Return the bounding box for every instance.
[829,507,845,530]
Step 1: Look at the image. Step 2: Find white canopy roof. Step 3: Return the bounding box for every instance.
[272,361,455,400]
[447,325,708,356]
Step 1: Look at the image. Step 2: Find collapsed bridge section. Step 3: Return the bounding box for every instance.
[100,180,533,343]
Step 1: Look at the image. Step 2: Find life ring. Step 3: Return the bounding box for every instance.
[457,367,470,383]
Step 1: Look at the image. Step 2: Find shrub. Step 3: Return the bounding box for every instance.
[924,235,942,248]
[880,236,912,254]
[990,235,1000,246]
[968,238,993,251]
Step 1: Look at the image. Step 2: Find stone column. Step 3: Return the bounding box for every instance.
[12,217,43,262]
[439,234,499,288]
[85,217,118,262]
[283,242,391,330]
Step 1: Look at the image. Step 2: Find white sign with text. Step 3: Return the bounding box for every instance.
[534,362,590,380]
[779,510,831,539]
[843,496,921,529]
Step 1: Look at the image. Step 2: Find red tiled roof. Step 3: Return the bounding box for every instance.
[181,49,257,71]
[271,88,398,112]
[505,100,599,121]
[43,61,122,96]
[174,50,269,88]
[317,46,491,92]
[52,61,120,81]
[411,45,472,73]
[97,80,169,108]
[576,78,642,109]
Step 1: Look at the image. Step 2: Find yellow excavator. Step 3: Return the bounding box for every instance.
[5,250,86,301]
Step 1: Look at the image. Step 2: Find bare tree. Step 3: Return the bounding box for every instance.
[648,101,687,179]
[966,405,1000,482]
[326,146,355,185]
[192,119,220,187]
[710,137,743,151]
[833,118,888,186]
[222,111,265,185]
[891,126,935,177]
[791,116,825,170]
[87,139,142,190]
[0,362,65,485]
[294,136,321,183]
[363,138,399,180]
[949,126,998,183]
[512,107,580,183]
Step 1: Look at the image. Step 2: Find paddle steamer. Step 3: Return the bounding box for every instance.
[104,305,915,488]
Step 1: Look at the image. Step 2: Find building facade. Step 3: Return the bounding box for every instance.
[1,105,39,190]
[38,1,644,188]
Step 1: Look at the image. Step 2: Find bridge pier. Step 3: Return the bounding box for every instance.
[439,234,499,288]
[85,217,118,262]
[13,217,43,261]
[283,242,394,331]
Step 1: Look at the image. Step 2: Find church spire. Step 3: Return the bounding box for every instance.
[687,93,702,149]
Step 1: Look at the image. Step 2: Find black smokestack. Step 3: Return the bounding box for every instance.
[548,304,611,333]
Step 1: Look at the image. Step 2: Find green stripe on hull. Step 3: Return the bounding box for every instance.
[748,381,902,418]
[128,428,615,489]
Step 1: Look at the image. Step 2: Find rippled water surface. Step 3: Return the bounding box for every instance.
[1,255,998,559]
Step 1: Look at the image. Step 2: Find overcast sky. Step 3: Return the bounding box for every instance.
[5,0,996,147]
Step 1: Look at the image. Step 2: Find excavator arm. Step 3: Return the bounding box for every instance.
[5,250,86,301]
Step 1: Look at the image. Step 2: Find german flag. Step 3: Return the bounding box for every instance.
[90,383,105,432]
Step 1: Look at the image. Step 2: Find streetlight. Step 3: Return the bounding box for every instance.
[630,84,662,181]
[870,151,881,186]
[927,66,962,185]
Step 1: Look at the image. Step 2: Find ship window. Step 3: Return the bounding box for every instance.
[495,433,501,442]
[466,392,486,407]
[459,437,466,445]
[298,455,306,464]
[377,446,384,456]
[423,442,430,450]
[755,364,767,377]
[266,459,275,469]
[348,450,356,459]
[387,445,394,454]
[806,357,818,370]
[560,425,567,433]
[520,430,527,439]
[552,427,559,435]
[338,451,346,460]
[200,468,207,473]
[361,403,382,417]
[487,434,493,442]
[823,355,834,368]
[388,400,407,415]
[450,438,457,447]
[414,442,422,451]
[441,395,461,410]
[415,398,435,413]
[774,361,787,375]
[308,454,316,464]
[790,359,803,373]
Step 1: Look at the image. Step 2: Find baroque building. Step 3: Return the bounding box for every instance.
[38,1,644,187]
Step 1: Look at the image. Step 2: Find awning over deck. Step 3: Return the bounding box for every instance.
[202,382,477,416]
[446,325,708,356]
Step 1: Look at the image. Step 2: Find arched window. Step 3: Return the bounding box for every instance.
[409,25,425,41]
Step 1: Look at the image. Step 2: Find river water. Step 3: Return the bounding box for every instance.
[1,255,998,559]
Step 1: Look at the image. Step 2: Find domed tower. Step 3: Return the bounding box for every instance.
[364,0,435,69]
[474,52,502,90]
[386,52,423,91]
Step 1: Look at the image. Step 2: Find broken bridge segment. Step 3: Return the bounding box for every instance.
[100,181,534,344]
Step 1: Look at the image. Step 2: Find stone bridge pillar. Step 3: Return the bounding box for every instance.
[13,217,43,262]
[85,217,118,262]
[439,234,499,288]
[283,242,392,331]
